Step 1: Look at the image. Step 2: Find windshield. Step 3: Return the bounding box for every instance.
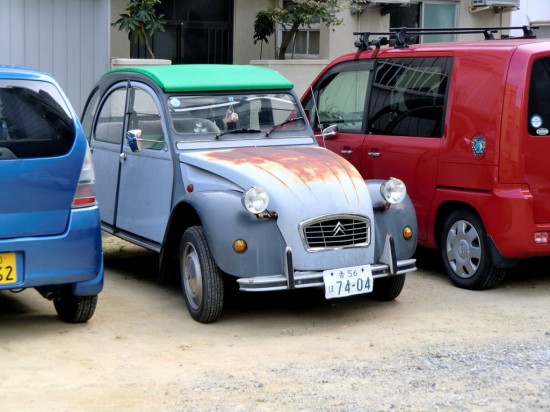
[167,92,306,140]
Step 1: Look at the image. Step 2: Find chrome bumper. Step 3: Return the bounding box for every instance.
[237,234,416,292]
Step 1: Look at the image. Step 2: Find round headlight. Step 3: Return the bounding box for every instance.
[242,186,269,214]
[380,178,406,205]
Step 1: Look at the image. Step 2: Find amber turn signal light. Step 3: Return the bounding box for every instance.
[403,226,413,240]
[233,239,247,253]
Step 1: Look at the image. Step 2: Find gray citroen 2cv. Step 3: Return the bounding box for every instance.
[81,64,417,323]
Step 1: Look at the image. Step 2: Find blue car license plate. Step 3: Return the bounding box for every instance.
[0,252,18,285]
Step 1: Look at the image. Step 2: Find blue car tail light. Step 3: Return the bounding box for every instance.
[72,146,97,208]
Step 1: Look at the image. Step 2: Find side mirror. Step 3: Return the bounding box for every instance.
[127,129,143,152]
[322,124,338,140]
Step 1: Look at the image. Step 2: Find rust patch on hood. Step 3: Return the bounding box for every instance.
[201,146,362,185]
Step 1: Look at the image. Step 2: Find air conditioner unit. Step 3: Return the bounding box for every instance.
[351,0,410,15]
[471,0,520,7]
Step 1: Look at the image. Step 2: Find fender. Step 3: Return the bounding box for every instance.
[366,180,418,261]
[183,191,287,277]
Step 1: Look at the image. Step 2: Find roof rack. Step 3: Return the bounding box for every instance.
[353,26,539,52]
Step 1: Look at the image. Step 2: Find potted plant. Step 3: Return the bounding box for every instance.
[112,0,165,59]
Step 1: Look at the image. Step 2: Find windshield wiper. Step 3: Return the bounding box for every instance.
[266,116,304,137]
[215,128,262,139]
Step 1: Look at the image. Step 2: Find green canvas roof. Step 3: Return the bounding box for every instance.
[107,64,294,92]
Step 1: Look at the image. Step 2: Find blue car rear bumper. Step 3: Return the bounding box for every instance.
[0,206,104,296]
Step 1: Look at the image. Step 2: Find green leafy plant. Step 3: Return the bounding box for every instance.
[254,0,344,60]
[253,11,275,59]
[113,0,166,59]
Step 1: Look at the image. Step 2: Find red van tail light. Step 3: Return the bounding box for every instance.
[534,232,548,244]
[72,148,97,208]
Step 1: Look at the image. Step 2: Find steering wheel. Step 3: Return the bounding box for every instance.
[385,106,443,137]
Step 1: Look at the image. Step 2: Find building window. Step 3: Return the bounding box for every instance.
[278,0,320,59]
[390,2,458,43]
[283,28,320,56]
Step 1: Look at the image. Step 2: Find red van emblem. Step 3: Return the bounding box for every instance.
[471,135,486,157]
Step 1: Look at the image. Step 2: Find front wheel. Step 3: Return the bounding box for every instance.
[54,289,98,323]
[440,209,506,290]
[369,274,406,301]
[180,226,224,323]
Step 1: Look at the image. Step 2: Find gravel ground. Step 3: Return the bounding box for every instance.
[2,237,550,411]
[170,337,550,412]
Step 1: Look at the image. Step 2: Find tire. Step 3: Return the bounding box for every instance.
[440,209,506,290]
[54,290,98,323]
[180,226,224,323]
[369,274,406,301]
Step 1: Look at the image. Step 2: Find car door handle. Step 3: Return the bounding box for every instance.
[341,148,352,156]
[119,152,127,163]
[368,150,380,157]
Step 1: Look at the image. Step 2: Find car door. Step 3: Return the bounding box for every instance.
[90,82,173,246]
[115,84,173,246]
[362,57,452,241]
[303,61,372,175]
[88,84,127,229]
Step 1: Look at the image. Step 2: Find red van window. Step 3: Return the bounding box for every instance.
[367,57,452,138]
[528,57,550,136]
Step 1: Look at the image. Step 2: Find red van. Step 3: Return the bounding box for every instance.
[302,26,550,290]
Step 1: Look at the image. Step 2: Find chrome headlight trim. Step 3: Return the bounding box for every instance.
[380,178,407,205]
[241,186,270,214]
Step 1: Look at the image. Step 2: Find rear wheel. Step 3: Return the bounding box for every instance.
[180,226,224,323]
[369,274,406,301]
[440,209,506,290]
[54,290,98,323]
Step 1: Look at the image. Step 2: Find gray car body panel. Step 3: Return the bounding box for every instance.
[83,67,417,292]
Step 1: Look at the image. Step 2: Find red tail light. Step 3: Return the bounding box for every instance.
[72,147,97,208]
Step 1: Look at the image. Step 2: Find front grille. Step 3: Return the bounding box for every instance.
[300,215,370,251]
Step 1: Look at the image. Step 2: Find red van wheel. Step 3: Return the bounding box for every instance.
[440,209,506,290]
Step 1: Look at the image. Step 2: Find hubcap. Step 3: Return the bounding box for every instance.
[181,243,203,310]
[445,219,481,279]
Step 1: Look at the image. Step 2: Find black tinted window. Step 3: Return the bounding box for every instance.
[0,80,74,158]
[367,57,452,137]
[528,57,550,136]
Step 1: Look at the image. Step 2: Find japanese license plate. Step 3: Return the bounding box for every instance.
[0,252,18,285]
[323,265,373,299]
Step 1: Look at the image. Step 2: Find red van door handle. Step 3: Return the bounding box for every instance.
[341,148,353,155]
[368,149,380,157]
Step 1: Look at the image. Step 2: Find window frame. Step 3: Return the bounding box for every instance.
[366,56,453,138]
[304,60,375,133]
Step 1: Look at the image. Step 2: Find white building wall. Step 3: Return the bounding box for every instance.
[511,0,550,38]
[0,0,110,115]
[254,0,511,97]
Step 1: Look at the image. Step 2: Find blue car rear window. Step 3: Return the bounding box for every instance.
[0,80,74,159]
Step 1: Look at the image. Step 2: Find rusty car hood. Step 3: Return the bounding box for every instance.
[180,146,371,211]
[179,146,375,269]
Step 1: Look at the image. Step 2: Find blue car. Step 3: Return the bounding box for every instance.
[0,65,103,323]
